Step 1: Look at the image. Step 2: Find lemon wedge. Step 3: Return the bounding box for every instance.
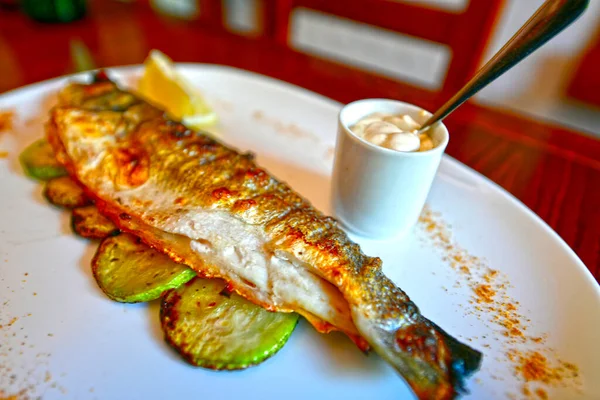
[138,50,218,130]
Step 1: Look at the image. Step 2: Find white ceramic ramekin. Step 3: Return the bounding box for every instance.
[331,99,449,239]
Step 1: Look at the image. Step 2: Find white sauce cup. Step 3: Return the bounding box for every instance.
[331,99,449,239]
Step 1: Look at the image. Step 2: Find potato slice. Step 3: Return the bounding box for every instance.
[161,277,299,370]
[92,233,197,303]
[72,206,119,239]
[43,176,91,208]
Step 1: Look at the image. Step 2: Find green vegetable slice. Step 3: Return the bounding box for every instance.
[92,233,196,303]
[19,138,67,180]
[72,205,119,239]
[161,277,299,370]
[43,176,91,208]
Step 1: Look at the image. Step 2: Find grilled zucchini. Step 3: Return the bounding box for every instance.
[92,233,196,303]
[72,206,119,239]
[43,176,91,208]
[19,138,67,180]
[161,277,299,370]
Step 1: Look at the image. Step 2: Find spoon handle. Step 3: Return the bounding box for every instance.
[421,0,589,130]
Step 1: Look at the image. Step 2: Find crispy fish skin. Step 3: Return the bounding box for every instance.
[46,74,481,399]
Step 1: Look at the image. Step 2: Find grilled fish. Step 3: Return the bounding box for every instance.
[46,73,481,399]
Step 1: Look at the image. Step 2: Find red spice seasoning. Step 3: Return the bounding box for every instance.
[0,110,14,132]
[474,284,496,303]
[417,206,582,398]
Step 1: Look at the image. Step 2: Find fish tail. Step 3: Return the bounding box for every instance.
[427,320,482,394]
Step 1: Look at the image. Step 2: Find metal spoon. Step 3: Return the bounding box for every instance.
[418,0,589,134]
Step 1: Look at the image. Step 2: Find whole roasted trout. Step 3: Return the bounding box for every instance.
[47,73,481,399]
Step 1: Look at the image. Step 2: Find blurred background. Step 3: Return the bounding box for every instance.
[0,0,599,137]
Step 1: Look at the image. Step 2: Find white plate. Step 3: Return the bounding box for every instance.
[1,65,599,400]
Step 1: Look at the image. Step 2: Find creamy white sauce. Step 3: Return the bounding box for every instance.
[350,112,435,152]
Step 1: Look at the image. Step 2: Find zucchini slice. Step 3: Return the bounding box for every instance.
[19,138,67,180]
[161,277,299,370]
[72,206,119,239]
[92,233,196,303]
[43,176,91,208]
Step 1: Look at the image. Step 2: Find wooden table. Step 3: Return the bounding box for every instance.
[1,2,599,281]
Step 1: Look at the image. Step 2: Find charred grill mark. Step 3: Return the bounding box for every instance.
[160,290,182,330]
[241,278,256,288]
[230,167,274,192]
[233,199,257,212]
[239,167,268,182]
[119,213,132,220]
[212,187,233,200]
[71,213,85,231]
[113,146,150,188]
[219,286,232,298]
